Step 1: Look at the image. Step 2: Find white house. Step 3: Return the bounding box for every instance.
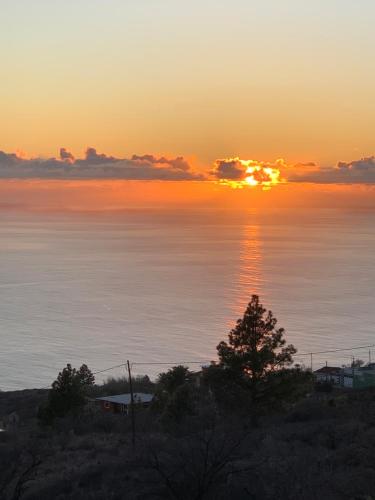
[314,366,342,385]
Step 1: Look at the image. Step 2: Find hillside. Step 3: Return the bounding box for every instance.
[1,385,375,500]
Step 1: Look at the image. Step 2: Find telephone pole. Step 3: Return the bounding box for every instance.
[127,360,135,449]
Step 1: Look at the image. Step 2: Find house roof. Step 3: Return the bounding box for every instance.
[314,366,341,374]
[96,393,154,405]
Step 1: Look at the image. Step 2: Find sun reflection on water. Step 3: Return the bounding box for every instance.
[231,224,264,322]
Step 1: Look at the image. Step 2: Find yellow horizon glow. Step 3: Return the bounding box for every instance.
[1,179,375,212]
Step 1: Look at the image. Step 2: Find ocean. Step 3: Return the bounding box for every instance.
[1,208,374,390]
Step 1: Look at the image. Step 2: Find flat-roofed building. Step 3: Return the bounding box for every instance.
[96,393,154,414]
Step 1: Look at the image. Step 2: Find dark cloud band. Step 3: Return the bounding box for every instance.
[288,157,375,184]
[0,148,203,181]
[1,148,375,184]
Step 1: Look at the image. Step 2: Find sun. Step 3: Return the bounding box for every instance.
[244,168,259,186]
[244,164,281,188]
[214,158,283,189]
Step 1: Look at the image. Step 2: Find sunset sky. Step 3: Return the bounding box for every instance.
[2,0,375,208]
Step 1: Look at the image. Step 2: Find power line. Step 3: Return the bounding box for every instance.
[297,344,375,357]
[92,363,128,375]
[38,360,210,390]
[131,361,210,368]
[35,343,375,390]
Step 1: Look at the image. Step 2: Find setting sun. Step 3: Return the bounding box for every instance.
[244,164,281,188]
[215,158,282,189]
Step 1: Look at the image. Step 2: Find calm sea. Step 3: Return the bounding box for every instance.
[1,208,374,390]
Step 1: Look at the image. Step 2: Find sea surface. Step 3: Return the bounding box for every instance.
[1,208,374,390]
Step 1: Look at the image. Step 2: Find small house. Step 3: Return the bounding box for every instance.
[313,363,375,390]
[314,366,342,385]
[342,367,375,389]
[96,393,154,414]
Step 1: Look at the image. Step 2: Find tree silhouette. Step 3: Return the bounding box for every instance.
[216,295,297,413]
[154,366,196,423]
[39,363,95,423]
[157,365,192,395]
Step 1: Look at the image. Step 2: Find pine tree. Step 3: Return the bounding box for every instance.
[39,363,95,423]
[217,295,296,409]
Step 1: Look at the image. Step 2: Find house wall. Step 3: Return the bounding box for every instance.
[314,369,375,389]
[343,376,353,388]
[353,371,375,389]
[100,401,114,413]
[97,399,152,414]
[315,373,341,385]
[99,401,127,413]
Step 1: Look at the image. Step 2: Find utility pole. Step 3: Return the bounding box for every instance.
[352,356,355,388]
[310,353,313,372]
[127,360,135,449]
[369,350,372,364]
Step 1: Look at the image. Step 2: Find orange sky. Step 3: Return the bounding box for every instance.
[2,1,375,210]
[2,1,375,167]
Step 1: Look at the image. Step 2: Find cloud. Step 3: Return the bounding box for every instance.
[212,158,285,186]
[213,156,375,185]
[212,159,245,180]
[59,148,75,163]
[288,157,375,184]
[131,154,191,171]
[2,147,375,185]
[0,150,20,166]
[0,148,203,181]
[76,147,118,165]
